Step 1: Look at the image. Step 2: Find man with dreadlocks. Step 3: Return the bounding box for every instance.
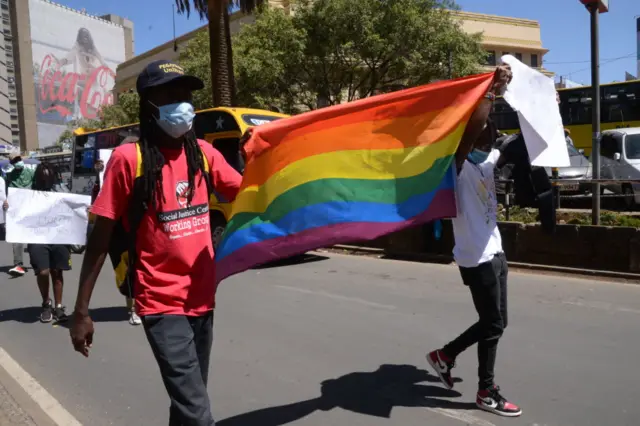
[70,60,241,425]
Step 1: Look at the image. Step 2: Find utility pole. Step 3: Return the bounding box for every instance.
[580,0,609,225]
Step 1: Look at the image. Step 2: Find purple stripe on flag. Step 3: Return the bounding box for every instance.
[216,189,456,283]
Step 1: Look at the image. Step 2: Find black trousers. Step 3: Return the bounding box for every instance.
[443,252,508,390]
[142,312,215,426]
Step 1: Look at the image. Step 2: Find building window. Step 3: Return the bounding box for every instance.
[515,53,523,61]
[485,50,496,66]
[531,54,539,68]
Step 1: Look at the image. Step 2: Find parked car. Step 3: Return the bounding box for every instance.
[599,127,640,209]
[544,142,592,195]
[494,134,591,200]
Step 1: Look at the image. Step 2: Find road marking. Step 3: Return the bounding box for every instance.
[275,285,397,310]
[427,407,497,426]
[561,300,640,315]
[0,347,82,426]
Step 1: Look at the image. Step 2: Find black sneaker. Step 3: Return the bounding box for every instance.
[476,385,522,417]
[427,349,456,389]
[40,300,53,323]
[53,305,68,323]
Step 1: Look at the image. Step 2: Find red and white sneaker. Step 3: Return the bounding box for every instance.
[8,265,25,277]
[476,385,522,417]
[426,349,456,389]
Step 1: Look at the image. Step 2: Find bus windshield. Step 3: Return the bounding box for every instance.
[71,107,288,195]
[490,80,640,154]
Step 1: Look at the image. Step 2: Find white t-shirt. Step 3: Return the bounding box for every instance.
[452,149,503,268]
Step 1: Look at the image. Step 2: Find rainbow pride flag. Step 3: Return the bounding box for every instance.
[216,72,495,282]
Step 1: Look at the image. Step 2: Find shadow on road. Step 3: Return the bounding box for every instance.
[218,364,473,426]
[0,306,129,324]
[0,306,41,323]
[253,254,329,270]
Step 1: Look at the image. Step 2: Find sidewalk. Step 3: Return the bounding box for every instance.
[0,360,55,426]
[0,380,37,426]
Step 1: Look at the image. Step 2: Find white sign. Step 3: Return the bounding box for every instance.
[6,189,91,245]
[0,178,5,225]
[98,149,113,187]
[501,55,570,168]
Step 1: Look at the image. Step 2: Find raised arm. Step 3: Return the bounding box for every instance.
[455,66,512,173]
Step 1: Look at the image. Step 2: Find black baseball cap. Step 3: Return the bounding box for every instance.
[136,60,204,94]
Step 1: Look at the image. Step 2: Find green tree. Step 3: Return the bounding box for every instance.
[174,0,266,107]
[55,118,101,146]
[233,0,486,112]
[98,91,140,128]
[179,29,215,111]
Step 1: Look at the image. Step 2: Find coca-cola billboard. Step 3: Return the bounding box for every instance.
[29,0,126,147]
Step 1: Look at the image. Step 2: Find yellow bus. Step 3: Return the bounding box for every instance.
[490,79,640,155]
[72,107,289,245]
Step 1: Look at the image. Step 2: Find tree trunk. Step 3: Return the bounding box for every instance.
[207,0,235,107]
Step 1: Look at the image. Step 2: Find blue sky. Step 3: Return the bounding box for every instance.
[57,0,638,84]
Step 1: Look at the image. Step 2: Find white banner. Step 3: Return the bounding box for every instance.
[501,55,570,168]
[98,149,113,187]
[6,188,91,245]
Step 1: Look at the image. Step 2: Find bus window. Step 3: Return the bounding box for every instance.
[73,134,96,176]
[195,110,241,136]
[560,88,592,125]
[602,82,640,123]
[241,114,283,127]
[490,99,519,131]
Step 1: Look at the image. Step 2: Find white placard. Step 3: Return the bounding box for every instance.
[6,188,91,245]
[501,55,570,168]
[0,178,5,225]
[98,149,113,187]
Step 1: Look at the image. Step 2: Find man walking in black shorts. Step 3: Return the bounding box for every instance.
[427,65,522,418]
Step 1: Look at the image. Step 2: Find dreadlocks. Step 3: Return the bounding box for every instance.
[123,95,213,294]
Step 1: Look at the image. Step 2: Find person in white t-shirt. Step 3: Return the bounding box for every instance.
[427,65,522,418]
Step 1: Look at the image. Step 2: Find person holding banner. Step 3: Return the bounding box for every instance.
[427,65,523,417]
[15,163,71,323]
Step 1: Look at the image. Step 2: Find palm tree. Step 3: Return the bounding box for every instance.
[175,0,265,107]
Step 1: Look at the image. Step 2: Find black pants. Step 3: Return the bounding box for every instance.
[443,253,508,390]
[142,312,215,426]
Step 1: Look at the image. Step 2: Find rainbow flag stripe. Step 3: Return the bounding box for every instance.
[216,73,495,282]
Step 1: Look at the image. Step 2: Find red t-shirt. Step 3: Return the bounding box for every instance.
[91,140,242,316]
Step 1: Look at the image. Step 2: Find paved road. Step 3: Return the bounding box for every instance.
[0,243,639,426]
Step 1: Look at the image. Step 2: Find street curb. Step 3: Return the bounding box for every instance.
[0,359,54,426]
[329,245,640,284]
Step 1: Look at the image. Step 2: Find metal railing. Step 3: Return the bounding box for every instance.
[496,178,640,220]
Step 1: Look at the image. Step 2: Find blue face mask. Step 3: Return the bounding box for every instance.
[13,161,24,170]
[467,149,489,165]
[151,102,195,139]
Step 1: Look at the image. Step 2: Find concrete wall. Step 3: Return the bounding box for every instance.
[360,220,640,274]
[114,13,254,94]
